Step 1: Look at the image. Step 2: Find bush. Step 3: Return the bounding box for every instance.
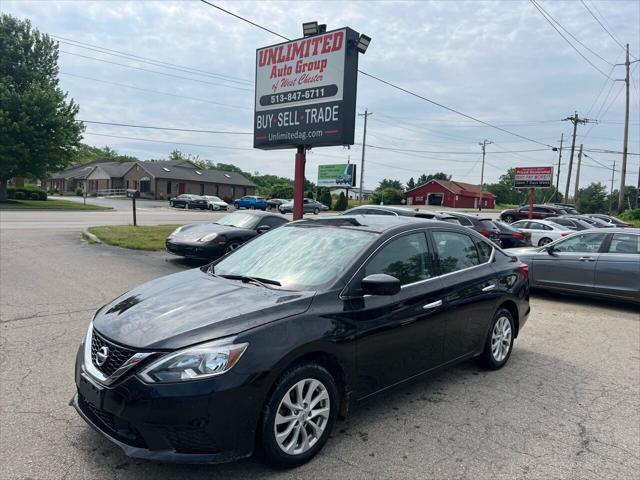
[7,186,47,200]
[91,192,98,197]
[371,188,404,205]
[619,208,640,221]
[334,192,348,211]
[320,189,332,209]
[75,187,83,196]
[223,196,233,204]
[305,190,314,200]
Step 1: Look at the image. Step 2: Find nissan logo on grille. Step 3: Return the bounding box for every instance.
[95,346,109,367]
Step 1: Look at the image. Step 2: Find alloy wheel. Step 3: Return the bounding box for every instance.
[491,316,512,362]
[273,378,330,456]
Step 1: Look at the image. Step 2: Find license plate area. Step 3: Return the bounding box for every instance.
[79,373,104,409]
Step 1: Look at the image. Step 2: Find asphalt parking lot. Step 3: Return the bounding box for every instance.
[1,225,639,479]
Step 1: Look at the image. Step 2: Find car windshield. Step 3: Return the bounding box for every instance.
[214,212,260,229]
[208,196,222,202]
[214,225,376,290]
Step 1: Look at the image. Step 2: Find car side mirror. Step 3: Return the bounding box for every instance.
[256,225,271,234]
[361,274,401,296]
[545,245,557,255]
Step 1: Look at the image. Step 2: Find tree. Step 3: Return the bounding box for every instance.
[334,192,348,211]
[406,177,416,190]
[608,185,638,212]
[72,143,138,164]
[0,14,84,200]
[371,188,404,205]
[319,188,332,209]
[377,178,404,191]
[169,149,200,164]
[270,182,293,199]
[576,182,608,213]
[418,174,428,185]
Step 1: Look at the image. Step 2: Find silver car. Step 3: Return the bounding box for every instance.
[511,228,639,303]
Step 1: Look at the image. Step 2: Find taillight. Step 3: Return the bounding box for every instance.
[512,232,525,240]
[519,263,529,283]
[560,232,570,237]
[479,229,491,237]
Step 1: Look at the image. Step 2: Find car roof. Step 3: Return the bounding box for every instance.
[290,214,469,234]
[231,210,282,218]
[438,211,492,221]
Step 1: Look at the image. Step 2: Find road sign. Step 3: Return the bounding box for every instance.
[514,166,553,188]
[317,164,357,187]
[253,28,359,150]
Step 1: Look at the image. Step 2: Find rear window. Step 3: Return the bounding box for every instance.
[608,234,640,254]
[479,220,496,230]
[442,217,461,225]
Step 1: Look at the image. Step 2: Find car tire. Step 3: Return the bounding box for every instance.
[169,201,174,207]
[480,308,515,370]
[503,214,514,223]
[250,205,256,210]
[225,241,241,253]
[260,363,338,468]
[234,203,240,209]
[208,204,214,211]
[538,237,552,246]
[313,208,319,215]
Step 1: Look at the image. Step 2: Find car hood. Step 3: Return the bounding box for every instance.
[170,223,250,242]
[92,269,314,350]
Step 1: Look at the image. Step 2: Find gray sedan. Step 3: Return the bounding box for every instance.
[279,198,329,214]
[511,228,639,303]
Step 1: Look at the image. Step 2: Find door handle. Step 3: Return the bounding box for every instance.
[579,257,595,262]
[481,284,496,292]
[423,300,443,310]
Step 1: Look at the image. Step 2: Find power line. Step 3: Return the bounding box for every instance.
[530,0,613,66]
[199,1,556,149]
[84,132,255,151]
[79,120,252,134]
[59,50,254,92]
[580,0,635,57]
[529,0,612,79]
[60,72,251,110]
[53,35,254,85]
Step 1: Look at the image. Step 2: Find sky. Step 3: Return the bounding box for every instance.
[3,0,639,193]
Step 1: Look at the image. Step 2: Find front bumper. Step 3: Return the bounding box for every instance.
[72,342,262,464]
[165,240,224,259]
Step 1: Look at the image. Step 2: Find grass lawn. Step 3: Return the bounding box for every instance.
[88,225,181,250]
[0,199,111,210]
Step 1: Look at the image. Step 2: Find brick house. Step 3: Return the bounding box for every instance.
[46,160,256,201]
[405,179,496,209]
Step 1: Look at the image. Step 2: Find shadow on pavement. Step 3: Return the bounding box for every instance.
[530,289,639,315]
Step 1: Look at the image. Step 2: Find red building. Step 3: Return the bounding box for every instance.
[405,179,496,209]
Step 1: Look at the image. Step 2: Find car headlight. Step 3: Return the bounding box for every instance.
[168,226,185,238]
[139,340,248,383]
[198,232,218,242]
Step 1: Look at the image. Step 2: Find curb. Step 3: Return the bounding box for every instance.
[81,229,102,244]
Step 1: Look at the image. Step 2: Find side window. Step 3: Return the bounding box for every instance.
[608,234,639,254]
[259,217,287,229]
[528,222,543,230]
[433,231,480,274]
[456,216,473,226]
[519,207,529,213]
[476,240,493,263]
[365,233,434,285]
[513,221,529,229]
[553,233,608,253]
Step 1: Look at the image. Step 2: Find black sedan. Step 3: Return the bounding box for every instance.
[436,211,501,244]
[165,211,288,259]
[493,220,532,248]
[342,205,460,224]
[169,194,207,210]
[72,216,530,467]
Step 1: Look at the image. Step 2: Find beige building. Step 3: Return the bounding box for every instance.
[46,159,256,201]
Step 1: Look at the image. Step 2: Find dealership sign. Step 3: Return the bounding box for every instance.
[254,28,359,150]
[317,164,357,187]
[514,166,553,188]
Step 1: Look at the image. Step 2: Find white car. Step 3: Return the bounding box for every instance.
[510,219,573,246]
[202,195,228,211]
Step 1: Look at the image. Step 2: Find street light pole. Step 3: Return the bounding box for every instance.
[358,110,372,205]
[478,139,492,211]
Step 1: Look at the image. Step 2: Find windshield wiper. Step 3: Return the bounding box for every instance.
[218,274,281,287]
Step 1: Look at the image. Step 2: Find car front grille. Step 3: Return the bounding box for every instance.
[161,426,217,454]
[77,395,147,448]
[91,330,137,377]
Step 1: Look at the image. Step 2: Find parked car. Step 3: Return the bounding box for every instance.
[510,219,572,246]
[267,198,290,210]
[500,204,566,223]
[546,203,579,214]
[165,211,288,259]
[202,195,229,211]
[546,216,593,231]
[563,214,615,229]
[341,205,460,224]
[584,214,634,228]
[436,211,501,244]
[72,215,530,467]
[279,198,329,214]
[234,195,268,210]
[511,228,639,303]
[169,194,208,210]
[493,220,532,248]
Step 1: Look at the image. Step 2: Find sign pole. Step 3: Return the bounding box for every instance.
[293,146,306,220]
[132,194,137,226]
[528,188,534,220]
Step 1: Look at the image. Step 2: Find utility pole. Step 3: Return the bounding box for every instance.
[617,43,630,212]
[610,159,616,214]
[358,110,372,205]
[563,112,594,201]
[555,133,563,202]
[573,144,583,201]
[478,139,492,211]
